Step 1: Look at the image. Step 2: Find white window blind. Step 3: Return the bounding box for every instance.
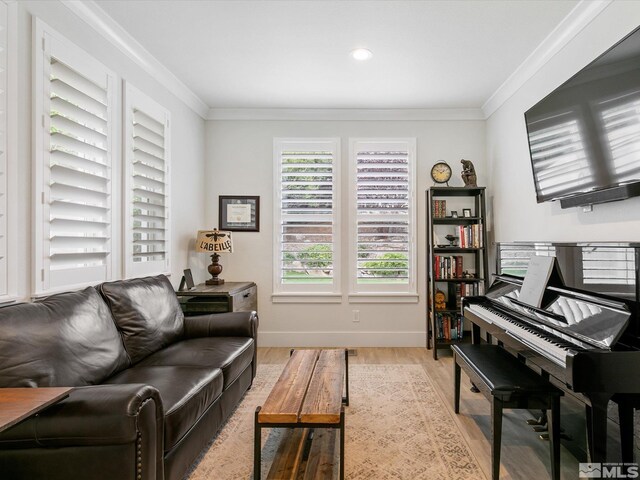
[34,20,116,294]
[0,1,7,298]
[349,139,416,293]
[273,138,340,294]
[124,83,170,277]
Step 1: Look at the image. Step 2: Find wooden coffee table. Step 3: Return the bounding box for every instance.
[0,387,73,433]
[254,349,349,480]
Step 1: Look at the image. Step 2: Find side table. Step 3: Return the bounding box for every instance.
[0,387,73,433]
[176,281,257,316]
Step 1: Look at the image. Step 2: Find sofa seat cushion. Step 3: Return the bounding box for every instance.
[104,366,223,452]
[138,337,254,389]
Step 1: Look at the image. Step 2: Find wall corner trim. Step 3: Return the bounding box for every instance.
[60,0,209,119]
[481,0,612,119]
[207,108,486,121]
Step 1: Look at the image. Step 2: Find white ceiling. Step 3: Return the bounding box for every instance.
[94,0,579,110]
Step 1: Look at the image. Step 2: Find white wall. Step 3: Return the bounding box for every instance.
[206,119,485,346]
[486,1,640,243]
[11,1,205,300]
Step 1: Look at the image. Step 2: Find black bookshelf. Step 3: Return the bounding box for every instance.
[426,186,489,359]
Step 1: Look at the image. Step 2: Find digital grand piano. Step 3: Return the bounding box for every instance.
[463,242,640,463]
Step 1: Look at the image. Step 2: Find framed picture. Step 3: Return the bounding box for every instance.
[179,269,195,291]
[450,210,458,218]
[219,196,260,232]
[183,269,195,289]
[462,208,472,218]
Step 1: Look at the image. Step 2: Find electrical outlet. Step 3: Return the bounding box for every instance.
[352,310,360,322]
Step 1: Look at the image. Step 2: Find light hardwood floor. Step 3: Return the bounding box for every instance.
[257,347,627,480]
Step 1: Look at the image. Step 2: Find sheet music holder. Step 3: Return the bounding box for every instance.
[519,255,564,308]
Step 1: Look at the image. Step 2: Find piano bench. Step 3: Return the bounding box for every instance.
[452,344,563,480]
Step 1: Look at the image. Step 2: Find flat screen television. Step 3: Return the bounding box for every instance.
[524,25,640,209]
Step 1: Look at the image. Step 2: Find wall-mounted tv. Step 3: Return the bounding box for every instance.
[524,25,640,209]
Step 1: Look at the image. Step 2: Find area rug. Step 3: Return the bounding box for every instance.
[187,364,485,479]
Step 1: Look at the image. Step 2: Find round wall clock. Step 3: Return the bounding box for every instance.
[431,161,452,185]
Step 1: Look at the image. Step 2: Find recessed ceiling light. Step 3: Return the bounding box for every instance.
[351,48,373,61]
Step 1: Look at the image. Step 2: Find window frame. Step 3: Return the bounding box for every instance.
[272,138,341,302]
[348,138,418,301]
[0,0,16,304]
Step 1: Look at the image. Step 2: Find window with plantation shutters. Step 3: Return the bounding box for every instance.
[349,139,416,295]
[0,1,7,299]
[34,20,116,294]
[124,83,170,277]
[273,138,340,295]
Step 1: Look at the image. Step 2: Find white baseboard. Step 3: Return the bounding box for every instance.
[258,331,427,347]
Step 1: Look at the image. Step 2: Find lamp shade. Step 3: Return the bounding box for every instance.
[196,230,233,254]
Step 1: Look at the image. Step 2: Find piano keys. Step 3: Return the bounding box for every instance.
[463,273,640,463]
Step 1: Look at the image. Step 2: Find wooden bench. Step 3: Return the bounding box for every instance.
[254,349,349,480]
[452,344,562,480]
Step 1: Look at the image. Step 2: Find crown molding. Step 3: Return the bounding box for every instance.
[207,108,485,121]
[60,0,209,119]
[482,0,612,119]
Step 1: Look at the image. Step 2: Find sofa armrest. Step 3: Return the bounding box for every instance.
[183,311,258,339]
[0,384,162,448]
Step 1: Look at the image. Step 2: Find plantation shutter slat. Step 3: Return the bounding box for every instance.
[275,139,339,292]
[34,20,116,293]
[124,83,170,277]
[0,1,6,297]
[354,145,412,285]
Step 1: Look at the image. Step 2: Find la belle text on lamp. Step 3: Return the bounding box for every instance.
[196,229,233,285]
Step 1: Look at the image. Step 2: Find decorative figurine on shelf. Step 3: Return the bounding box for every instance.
[462,270,475,279]
[445,234,458,246]
[461,159,477,187]
[435,290,447,310]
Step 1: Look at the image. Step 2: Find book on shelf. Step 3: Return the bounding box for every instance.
[434,255,464,279]
[453,282,480,308]
[434,312,464,341]
[457,224,483,248]
[432,199,447,218]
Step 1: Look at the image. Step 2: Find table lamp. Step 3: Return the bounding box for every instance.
[195,229,233,285]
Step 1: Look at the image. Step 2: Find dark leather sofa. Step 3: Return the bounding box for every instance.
[0,275,258,480]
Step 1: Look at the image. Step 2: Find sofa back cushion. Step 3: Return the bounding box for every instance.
[0,287,129,387]
[99,275,184,364]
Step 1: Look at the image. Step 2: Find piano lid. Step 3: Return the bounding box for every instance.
[487,279,630,350]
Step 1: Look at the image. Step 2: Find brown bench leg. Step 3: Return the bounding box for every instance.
[491,397,503,480]
[549,396,560,480]
[454,357,461,414]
